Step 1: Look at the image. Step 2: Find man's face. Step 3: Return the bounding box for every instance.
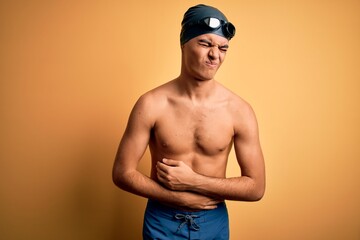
[181,33,229,81]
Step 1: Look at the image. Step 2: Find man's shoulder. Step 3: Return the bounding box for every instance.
[141,81,172,99]
[219,86,257,129]
[216,82,251,111]
[135,81,174,111]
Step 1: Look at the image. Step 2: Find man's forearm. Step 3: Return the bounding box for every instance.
[191,174,265,201]
[113,169,177,204]
[113,169,221,209]
[156,159,265,201]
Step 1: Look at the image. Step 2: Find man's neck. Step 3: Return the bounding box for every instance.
[175,76,217,104]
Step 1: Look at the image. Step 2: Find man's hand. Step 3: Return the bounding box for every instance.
[174,191,221,210]
[156,158,198,191]
[157,158,224,210]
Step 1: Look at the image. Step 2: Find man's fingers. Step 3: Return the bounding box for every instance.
[162,158,180,166]
[156,168,166,179]
[157,161,170,173]
[204,199,223,209]
[156,162,171,181]
[157,159,180,174]
[203,205,218,210]
[198,200,219,210]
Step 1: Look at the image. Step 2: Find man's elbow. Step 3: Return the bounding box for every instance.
[251,186,265,201]
[247,181,265,201]
[112,167,129,190]
[112,170,122,188]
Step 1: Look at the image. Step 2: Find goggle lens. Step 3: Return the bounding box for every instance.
[205,17,221,28]
[223,22,236,39]
[202,17,235,39]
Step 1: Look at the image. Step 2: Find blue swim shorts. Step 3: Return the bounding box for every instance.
[143,199,229,240]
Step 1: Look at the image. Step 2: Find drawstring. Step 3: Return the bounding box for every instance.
[175,214,200,232]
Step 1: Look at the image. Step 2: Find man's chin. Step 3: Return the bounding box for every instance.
[195,72,217,81]
[194,76,214,82]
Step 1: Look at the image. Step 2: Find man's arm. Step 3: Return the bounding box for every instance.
[112,93,221,209]
[156,103,265,201]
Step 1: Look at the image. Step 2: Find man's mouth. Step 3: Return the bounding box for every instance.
[205,61,218,68]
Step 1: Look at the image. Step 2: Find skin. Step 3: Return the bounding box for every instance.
[112,33,265,210]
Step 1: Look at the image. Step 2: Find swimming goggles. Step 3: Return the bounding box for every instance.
[189,17,236,40]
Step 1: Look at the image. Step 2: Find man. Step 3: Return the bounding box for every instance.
[112,4,265,239]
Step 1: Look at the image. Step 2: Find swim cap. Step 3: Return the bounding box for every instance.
[180,4,236,45]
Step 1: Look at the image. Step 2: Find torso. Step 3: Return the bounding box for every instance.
[147,79,240,180]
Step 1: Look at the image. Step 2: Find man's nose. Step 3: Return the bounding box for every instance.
[208,47,219,60]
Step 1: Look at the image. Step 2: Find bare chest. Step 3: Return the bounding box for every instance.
[151,104,234,156]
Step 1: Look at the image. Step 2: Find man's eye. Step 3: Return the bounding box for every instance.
[220,47,228,52]
[200,43,211,47]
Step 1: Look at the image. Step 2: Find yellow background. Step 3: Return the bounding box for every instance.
[1,0,359,239]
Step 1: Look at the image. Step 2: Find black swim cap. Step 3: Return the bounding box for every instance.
[180,4,236,45]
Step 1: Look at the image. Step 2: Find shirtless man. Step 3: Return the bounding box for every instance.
[112,4,265,239]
